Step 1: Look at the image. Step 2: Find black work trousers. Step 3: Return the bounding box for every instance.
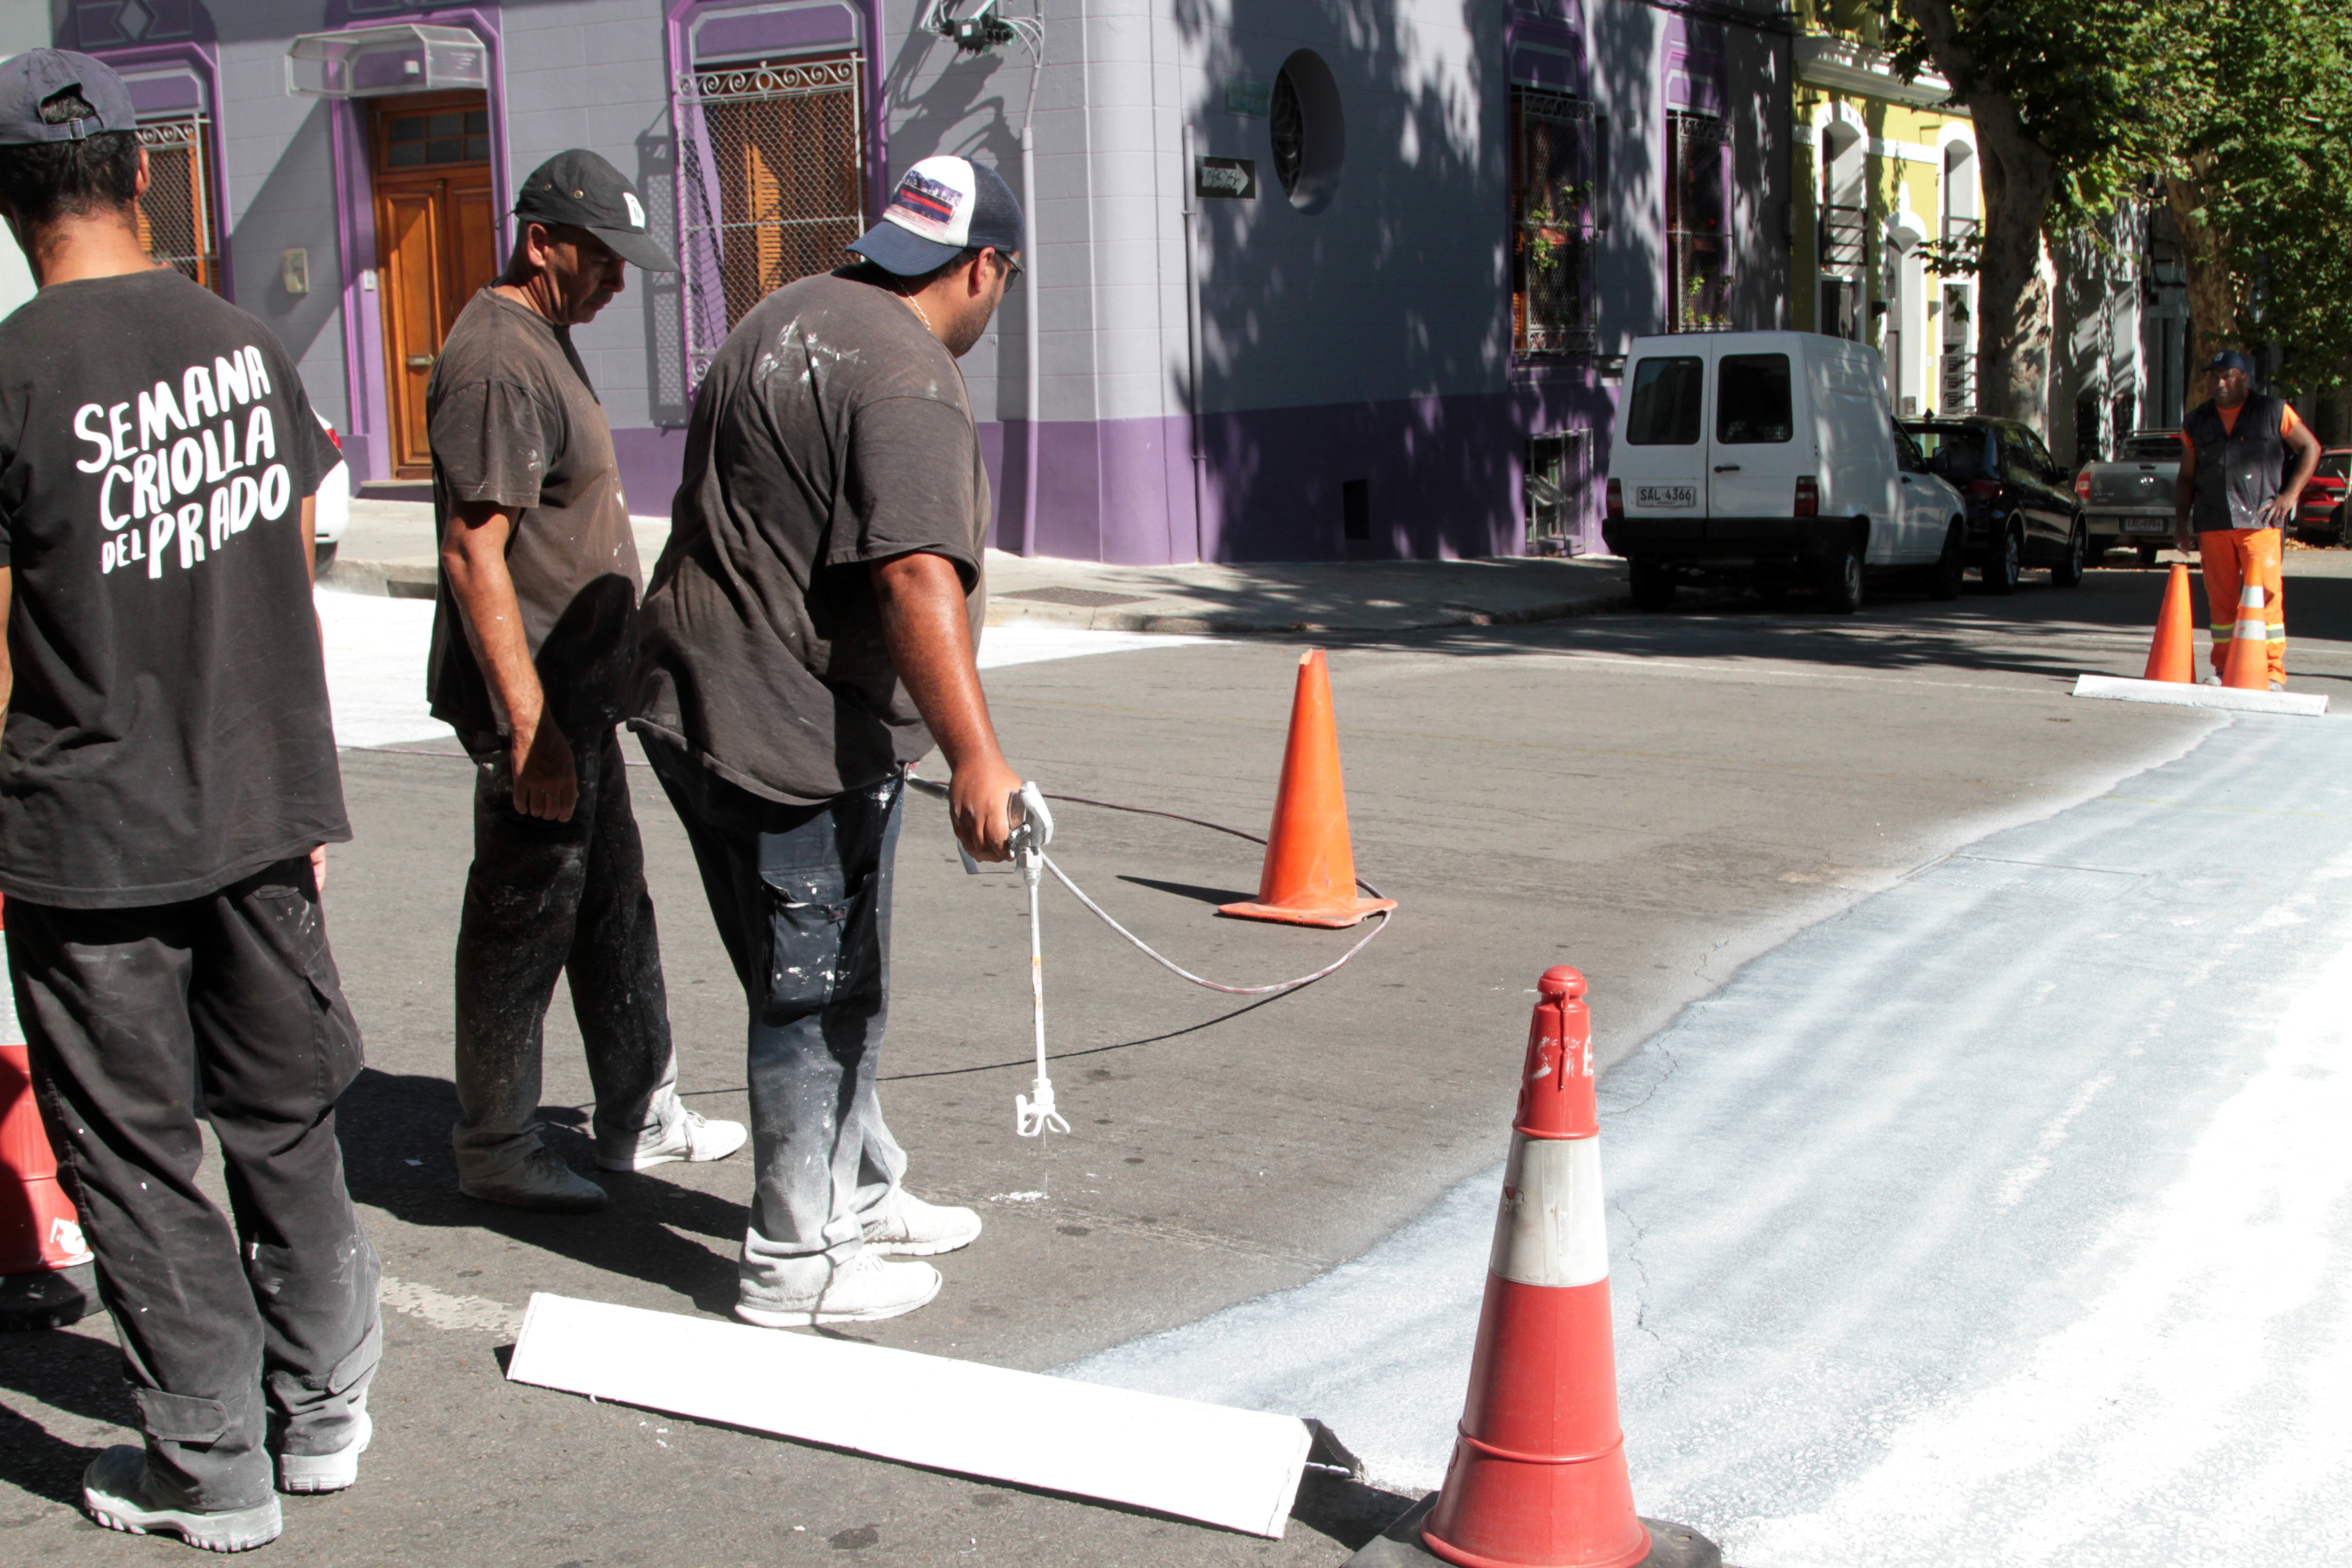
[452,725,675,1176]
[8,860,381,1512]
[643,740,906,1276]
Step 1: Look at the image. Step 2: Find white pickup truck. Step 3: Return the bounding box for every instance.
[2073,430,2182,567]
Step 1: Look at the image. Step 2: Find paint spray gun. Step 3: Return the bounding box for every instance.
[950,782,1068,1136]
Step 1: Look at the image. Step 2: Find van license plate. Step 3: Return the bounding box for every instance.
[1635,485,1698,509]
[2120,516,2169,534]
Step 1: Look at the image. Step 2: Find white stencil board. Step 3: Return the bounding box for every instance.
[506,1293,1313,1538]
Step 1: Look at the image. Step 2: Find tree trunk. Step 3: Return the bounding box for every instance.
[1900,0,2059,431]
[2163,164,2234,370]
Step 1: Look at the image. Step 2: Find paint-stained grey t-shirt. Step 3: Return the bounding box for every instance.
[426,288,642,737]
[632,270,990,805]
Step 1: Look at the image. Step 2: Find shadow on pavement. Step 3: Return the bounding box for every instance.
[338,1068,747,1318]
[1363,565,2352,691]
[0,1323,129,1507]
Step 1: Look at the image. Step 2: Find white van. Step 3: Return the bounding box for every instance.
[1602,331,1967,612]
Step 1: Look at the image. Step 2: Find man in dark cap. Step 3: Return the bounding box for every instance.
[430,147,743,1211]
[2172,348,2322,689]
[633,155,1028,1326]
[0,49,370,1550]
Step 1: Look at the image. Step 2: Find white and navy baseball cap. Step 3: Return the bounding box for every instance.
[848,155,1024,276]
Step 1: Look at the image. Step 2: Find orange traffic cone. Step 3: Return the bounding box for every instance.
[0,895,97,1332]
[2142,564,2195,683]
[1218,650,1397,929]
[2220,581,2272,691]
[1408,968,1717,1568]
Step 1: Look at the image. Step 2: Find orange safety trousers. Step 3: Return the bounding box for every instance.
[2200,527,2286,684]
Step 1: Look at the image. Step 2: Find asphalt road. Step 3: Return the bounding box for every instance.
[5,551,2344,1566]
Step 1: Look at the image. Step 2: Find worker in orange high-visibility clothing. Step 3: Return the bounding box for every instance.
[2173,349,2322,690]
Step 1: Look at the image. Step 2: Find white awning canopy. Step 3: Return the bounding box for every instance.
[284,24,489,99]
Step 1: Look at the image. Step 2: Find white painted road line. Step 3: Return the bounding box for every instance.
[1068,712,2352,1564]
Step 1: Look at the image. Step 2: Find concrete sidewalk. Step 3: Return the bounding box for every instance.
[324,498,1630,633]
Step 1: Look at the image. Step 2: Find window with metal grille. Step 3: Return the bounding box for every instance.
[385,107,491,168]
[1510,88,1594,357]
[135,118,220,293]
[1666,112,1730,332]
[675,55,866,384]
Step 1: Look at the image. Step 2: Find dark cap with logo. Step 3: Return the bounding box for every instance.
[513,148,677,273]
[2205,349,2255,377]
[0,49,136,146]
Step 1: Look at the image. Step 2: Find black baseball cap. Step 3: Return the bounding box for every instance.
[0,49,136,145]
[513,148,677,272]
[2206,349,2255,377]
[848,155,1024,276]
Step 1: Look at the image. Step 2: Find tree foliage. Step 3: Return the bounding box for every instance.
[2166,0,2352,397]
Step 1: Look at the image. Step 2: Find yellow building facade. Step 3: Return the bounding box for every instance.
[1791,5,1980,418]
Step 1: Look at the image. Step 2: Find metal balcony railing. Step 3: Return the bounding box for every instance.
[1819,203,1865,270]
[1940,352,1977,413]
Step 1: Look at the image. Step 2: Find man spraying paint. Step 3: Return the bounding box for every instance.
[2172,349,2322,691]
[429,149,746,1212]
[0,50,373,1552]
[632,156,1029,1326]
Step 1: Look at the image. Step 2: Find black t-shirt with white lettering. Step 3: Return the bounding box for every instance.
[0,268,345,908]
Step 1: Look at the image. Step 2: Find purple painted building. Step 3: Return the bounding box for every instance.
[49,0,1791,562]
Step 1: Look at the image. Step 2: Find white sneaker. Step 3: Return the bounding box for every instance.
[598,1105,748,1171]
[735,1250,941,1327]
[2200,673,2223,686]
[83,1446,283,1552]
[279,1405,371,1495]
[2270,680,2288,692]
[459,1147,607,1212]
[862,1190,982,1258]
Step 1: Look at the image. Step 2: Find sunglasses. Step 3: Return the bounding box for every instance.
[993,250,1024,287]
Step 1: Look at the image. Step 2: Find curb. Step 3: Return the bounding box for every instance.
[317,559,436,599]
[982,590,1629,637]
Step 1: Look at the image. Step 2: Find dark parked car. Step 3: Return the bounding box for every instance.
[1896,416,2087,593]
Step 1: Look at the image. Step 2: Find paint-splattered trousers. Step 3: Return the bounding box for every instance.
[643,740,907,1281]
[6,860,381,1511]
[2200,526,2287,684]
[452,725,677,1179]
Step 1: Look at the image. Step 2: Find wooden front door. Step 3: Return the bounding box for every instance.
[371,93,498,477]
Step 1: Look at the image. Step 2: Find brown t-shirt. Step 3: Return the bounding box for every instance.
[426,288,642,737]
[632,270,990,805]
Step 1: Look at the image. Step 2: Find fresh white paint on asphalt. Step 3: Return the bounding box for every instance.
[313,586,1218,750]
[1066,713,2352,1565]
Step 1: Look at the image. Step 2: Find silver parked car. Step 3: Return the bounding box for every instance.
[2074,431,2181,567]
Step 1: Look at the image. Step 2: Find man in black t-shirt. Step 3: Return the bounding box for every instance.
[0,52,373,1553]
[634,157,1030,1327]
[429,149,743,1212]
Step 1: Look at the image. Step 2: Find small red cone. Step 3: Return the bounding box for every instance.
[1412,969,1718,1568]
[2142,564,2194,683]
[0,894,98,1331]
[1219,650,1396,929]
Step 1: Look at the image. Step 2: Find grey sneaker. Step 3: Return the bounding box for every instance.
[597,1105,747,1172]
[2200,673,2224,686]
[459,1147,607,1212]
[83,1445,282,1553]
[736,1250,941,1327]
[862,1189,982,1258]
[2270,680,2287,692]
[278,1404,370,1495]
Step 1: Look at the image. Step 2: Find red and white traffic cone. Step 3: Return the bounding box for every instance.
[0,894,97,1331]
[1350,968,1716,1567]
